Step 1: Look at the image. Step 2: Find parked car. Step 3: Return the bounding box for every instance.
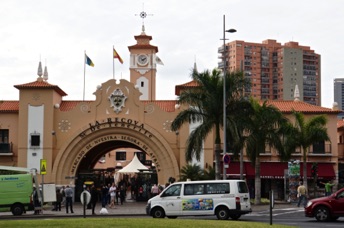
[305,187,344,221]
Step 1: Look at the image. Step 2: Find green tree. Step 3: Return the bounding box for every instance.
[171,69,249,180]
[284,111,330,189]
[245,99,290,204]
[179,164,204,181]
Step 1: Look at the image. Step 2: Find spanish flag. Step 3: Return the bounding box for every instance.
[85,54,94,67]
[113,48,123,64]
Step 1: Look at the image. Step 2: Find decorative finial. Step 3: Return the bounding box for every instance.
[294,84,300,101]
[135,3,153,34]
[37,61,43,77]
[43,66,48,81]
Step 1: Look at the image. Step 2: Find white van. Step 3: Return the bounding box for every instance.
[146,180,251,220]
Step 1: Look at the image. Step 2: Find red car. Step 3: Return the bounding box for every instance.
[305,187,344,221]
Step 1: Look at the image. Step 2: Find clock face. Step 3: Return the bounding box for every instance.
[137,54,148,66]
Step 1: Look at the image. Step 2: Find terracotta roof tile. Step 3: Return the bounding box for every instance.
[143,100,177,112]
[59,101,93,112]
[14,79,67,96]
[0,101,19,113]
[263,100,339,114]
[175,80,199,95]
[338,119,344,129]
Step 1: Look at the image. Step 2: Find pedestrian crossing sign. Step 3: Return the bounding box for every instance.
[40,159,47,175]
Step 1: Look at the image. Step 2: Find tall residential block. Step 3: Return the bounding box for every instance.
[334,78,344,111]
[219,39,321,106]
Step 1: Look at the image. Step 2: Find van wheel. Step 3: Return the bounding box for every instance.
[216,206,230,220]
[314,206,329,222]
[11,203,24,216]
[229,214,241,220]
[152,207,165,218]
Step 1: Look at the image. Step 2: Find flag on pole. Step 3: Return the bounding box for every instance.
[85,54,95,67]
[113,48,123,64]
[156,56,164,65]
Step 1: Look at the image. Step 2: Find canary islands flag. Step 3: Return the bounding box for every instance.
[85,54,95,67]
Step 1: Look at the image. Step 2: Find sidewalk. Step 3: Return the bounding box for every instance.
[0,199,296,218]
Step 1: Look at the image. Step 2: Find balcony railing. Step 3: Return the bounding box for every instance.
[0,142,12,153]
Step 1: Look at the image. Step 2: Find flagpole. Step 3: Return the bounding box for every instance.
[83,51,86,101]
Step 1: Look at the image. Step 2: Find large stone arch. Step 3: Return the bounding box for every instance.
[52,119,179,185]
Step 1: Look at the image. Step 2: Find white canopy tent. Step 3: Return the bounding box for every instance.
[114,154,149,185]
[117,154,149,173]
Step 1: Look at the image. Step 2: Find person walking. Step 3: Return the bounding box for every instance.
[320,180,335,196]
[54,189,63,211]
[60,186,66,207]
[119,185,126,205]
[297,181,307,207]
[151,184,159,198]
[101,184,108,207]
[109,183,116,208]
[64,185,74,213]
[90,185,99,215]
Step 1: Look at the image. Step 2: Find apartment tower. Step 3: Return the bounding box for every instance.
[219,39,321,106]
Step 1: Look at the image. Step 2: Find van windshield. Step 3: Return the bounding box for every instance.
[237,182,249,193]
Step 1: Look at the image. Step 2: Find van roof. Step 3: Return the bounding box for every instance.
[173,180,245,184]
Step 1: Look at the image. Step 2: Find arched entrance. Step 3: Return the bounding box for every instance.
[52,119,180,189]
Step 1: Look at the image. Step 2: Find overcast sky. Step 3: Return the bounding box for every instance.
[0,0,343,108]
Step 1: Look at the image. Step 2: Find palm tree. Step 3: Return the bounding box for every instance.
[284,111,330,189]
[179,164,204,181]
[245,99,290,205]
[171,68,249,180]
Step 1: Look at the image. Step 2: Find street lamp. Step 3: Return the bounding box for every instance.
[222,15,236,180]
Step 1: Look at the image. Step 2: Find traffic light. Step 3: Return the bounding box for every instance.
[311,162,318,178]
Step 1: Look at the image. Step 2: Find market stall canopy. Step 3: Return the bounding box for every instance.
[117,154,149,174]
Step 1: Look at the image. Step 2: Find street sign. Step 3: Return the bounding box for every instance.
[40,159,47,175]
[80,190,91,205]
[223,154,231,164]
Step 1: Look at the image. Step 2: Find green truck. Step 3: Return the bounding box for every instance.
[0,166,38,215]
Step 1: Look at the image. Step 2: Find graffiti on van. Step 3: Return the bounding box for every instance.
[182,198,213,211]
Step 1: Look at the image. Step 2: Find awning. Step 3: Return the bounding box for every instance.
[241,162,335,180]
[245,162,288,179]
[299,163,335,179]
[225,162,245,177]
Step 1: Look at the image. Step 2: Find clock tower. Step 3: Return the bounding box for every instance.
[128,27,158,100]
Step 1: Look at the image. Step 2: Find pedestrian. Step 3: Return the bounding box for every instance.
[320,180,335,196]
[64,185,74,213]
[109,183,116,208]
[297,181,307,207]
[32,187,41,215]
[119,185,126,205]
[90,184,99,215]
[151,184,159,198]
[60,186,66,206]
[101,184,108,207]
[54,189,63,211]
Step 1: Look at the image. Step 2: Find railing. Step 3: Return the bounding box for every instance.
[0,142,12,153]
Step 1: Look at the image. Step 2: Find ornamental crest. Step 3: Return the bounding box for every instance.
[109,88,127,114]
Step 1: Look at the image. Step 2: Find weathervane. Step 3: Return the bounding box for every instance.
[135,3,153,33]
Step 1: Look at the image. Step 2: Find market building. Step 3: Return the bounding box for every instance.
[0,26,341,200]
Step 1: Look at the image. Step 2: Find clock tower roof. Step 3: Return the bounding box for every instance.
[128,33,158,52]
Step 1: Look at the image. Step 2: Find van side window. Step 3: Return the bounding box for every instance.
[206,183,229,194]
[162,184,181,197]
[184,184,204,195]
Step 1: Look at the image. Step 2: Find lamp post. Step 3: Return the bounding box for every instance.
[222,15,236,180]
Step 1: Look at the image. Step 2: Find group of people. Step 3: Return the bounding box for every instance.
[102,183,127,209]
[296,180,335,207]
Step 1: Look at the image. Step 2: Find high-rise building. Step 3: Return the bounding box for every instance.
[334,78,344,111]
[219,39,321,106]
